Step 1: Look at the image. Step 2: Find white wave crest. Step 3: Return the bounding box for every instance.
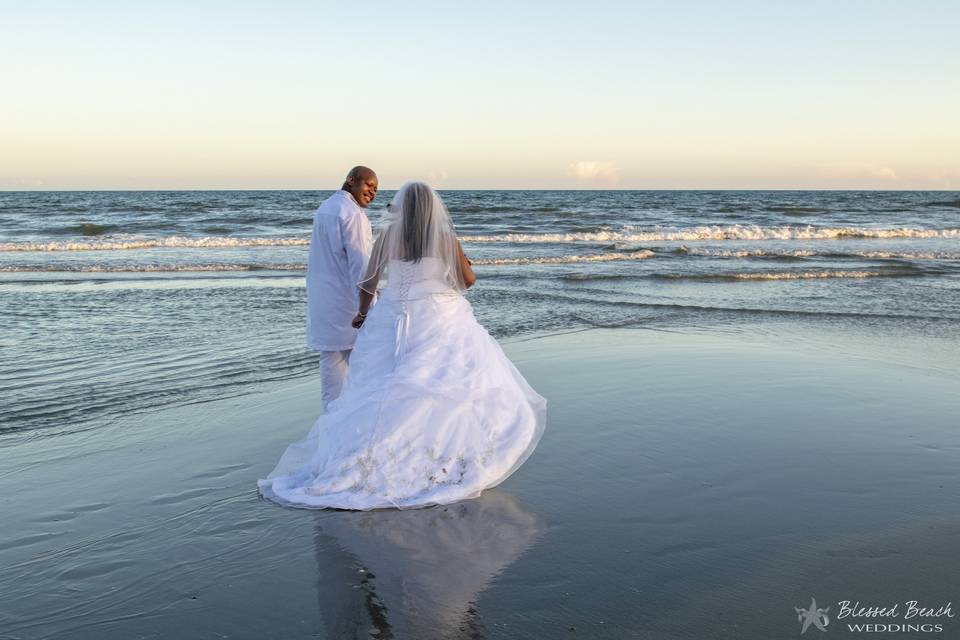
[0,263,307,273]
[679,247,960,260]
[727,270,885,280]
[850,250,960,260]
[2,225,958,252]
[474,250,654,266]
[0,235,310,252]
[0,251,656,272]
[661,270,891,281]
[464,225,960,243]
[680,248,817,258]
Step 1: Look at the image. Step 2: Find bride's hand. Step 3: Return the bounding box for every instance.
[351,312,366,329]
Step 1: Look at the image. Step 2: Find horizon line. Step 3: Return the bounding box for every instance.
[2,188,959,193]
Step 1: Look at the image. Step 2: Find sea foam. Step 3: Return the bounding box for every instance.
[0,263,307,273]
[474,250,654,266]
[676,248,960,260]
[656,269,904,281]
[0,236,310,252]
[464,226,960,243]
[0,251,656,273]
[2,225,959,252]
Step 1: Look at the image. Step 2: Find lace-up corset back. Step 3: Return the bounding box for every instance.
[381,257,457,301]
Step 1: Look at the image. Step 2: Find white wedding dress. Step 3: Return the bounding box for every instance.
[258,257,546,510]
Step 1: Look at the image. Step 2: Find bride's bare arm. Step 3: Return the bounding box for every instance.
[457,241,476,289]
[352,289,375,328]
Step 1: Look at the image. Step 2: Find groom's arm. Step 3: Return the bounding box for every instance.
[341,213,372,298]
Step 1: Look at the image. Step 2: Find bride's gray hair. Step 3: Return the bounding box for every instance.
[400,182,434,263]
[358,181,468,294]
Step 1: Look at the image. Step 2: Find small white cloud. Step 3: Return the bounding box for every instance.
[427,169,449,182]
[819,162,899,183]
[872,166,898,180]
[568,161,621,187]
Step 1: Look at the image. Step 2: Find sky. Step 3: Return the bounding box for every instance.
[3,1,959,190]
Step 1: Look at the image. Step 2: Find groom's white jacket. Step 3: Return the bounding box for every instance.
[306,190,373,351]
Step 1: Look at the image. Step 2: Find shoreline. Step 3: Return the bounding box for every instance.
[3,326,959,638]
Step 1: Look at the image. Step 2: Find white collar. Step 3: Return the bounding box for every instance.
[338,189,361,209]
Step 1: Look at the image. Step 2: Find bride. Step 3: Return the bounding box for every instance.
[258,182,546,510]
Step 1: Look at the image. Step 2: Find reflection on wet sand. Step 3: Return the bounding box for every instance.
[649,518,960,639]
[313,490,545,639]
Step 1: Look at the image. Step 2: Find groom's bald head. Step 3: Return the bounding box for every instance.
[345,166,375,182]
[342,166,378,208]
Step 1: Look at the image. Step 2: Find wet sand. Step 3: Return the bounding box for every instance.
[2,326,959,639]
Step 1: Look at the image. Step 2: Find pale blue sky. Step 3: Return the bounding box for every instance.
[4,1,959,189]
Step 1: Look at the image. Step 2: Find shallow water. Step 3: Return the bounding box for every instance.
[2,328,959,639]
[1,190,958,439]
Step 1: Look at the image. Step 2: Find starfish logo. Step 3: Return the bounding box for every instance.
[795,598,830,634]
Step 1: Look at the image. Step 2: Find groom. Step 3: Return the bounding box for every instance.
[306,166,378,410]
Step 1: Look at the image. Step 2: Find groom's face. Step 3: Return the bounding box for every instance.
[347,172,378,208]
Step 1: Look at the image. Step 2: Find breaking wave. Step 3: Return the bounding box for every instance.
[675,247,960,260]
[464,226,960,243]
[0,263,307,273]
[474,250,654,266]
[653,269,915,281]
[0,235,310,252]
[0,251,656,272]
[676,247,816,258]
[3,224,959,253]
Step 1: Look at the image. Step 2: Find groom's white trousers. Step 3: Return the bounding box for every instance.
[319,349,351,412]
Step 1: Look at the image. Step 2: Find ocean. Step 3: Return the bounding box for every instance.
[1,190,958,441]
